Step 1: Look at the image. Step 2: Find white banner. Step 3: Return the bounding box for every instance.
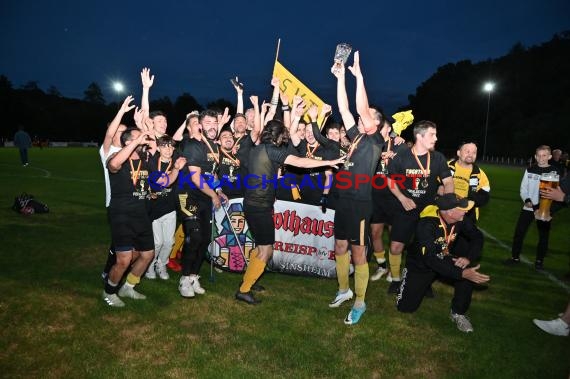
[207,199,351,278]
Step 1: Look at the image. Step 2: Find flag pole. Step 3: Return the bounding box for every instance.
[275,38,281,63]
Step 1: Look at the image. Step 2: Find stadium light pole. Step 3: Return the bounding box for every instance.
[482,82,495,159]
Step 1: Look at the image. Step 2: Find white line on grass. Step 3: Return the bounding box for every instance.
[1,163,101,183]
[480,227,570,293]
[0,163,51,178]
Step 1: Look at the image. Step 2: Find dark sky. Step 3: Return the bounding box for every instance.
[1,0,569,115]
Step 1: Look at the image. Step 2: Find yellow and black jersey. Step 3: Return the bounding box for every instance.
[448,159,490,220]
[405,205,483,280]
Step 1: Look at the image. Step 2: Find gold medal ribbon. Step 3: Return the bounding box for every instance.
[129,159,142,188]
[412,147,430,179]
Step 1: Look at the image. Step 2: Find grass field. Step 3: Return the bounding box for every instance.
[1,148,569,379]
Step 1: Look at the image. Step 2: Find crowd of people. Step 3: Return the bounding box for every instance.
[98,55,568,335]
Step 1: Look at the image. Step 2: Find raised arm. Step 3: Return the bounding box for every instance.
[103,95,135,155]
[173,113,191,142]
[348,51,376,134]
[288,96,305,147]
[331,62,356,132]
[309,104,333,148]
[140,68,154,117]
[249,95,261,143]
[265,77,280,123]
[229,76,244,133]
[279,90,291,128]
[107,130,152,173]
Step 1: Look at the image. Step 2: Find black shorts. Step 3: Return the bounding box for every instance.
[370,190,396,224]
[390,205,420,244]
[109,208,154,252]
[334,199,372,246]
[244,204,275,245]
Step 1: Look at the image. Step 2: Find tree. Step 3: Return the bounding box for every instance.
[21,81,43,93]
[83,82,105,105]
[47,85,61,97]
[206,98,235,115]
[174,93,203,115]
[0,75,13,91]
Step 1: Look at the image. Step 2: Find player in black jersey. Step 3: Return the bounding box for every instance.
[146,135,186,280]
[103,128,155,307]
[327,52,384,325]
[370,119,408,281]
[386,121,454,294]
[288,104,338,207]
[396,194,490,333]
[178,109,228,298]
[235,120,345,305]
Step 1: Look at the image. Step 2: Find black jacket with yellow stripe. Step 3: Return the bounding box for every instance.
[405,205,484,280]
[448,159,490,221]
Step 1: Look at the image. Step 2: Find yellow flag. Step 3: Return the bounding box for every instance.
[273,60,326,127]
[392,110,414,136]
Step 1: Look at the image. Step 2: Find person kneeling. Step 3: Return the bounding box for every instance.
[396,193,490,332]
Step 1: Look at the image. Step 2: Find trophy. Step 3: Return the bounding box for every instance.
[536,172,560,221]
[332,43,352,74]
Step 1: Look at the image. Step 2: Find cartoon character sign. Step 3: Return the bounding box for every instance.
[208,199,254,272]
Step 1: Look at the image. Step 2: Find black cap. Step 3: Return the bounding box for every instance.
[435,193,474,211]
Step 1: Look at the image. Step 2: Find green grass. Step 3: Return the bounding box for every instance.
[0,148,569,379]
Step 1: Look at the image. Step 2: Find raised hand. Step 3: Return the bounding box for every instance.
[231,76,243,93]
[133,107,144,128]
[120,95,136,114]
[331,62,345,78]
[250,95,259,108]
[320,103,332,117]
[218,107,231,126]
[271,76,280,88]
[141,67,154,88]
[347,51,362,78]
[307,104,318,122]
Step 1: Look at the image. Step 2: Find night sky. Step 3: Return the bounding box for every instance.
[1,0,569,115]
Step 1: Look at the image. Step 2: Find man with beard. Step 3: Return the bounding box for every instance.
[103,128,155,307]
[447,142,490,255]
[178,109,228,298]
[218,127,243,199]
[235,120,345,305]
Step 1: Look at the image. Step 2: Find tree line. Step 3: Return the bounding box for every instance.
[2,32,569,157]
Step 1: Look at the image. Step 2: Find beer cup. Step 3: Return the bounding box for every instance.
[332,43,352,74]
[536,172,559,221]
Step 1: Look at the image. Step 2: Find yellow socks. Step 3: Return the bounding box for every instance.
[126,273,141,286]
[335,253,350,291]
[354,263,369,304]
[240,254,266,293]
[373,250,386,264]
[389,253,401,281]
